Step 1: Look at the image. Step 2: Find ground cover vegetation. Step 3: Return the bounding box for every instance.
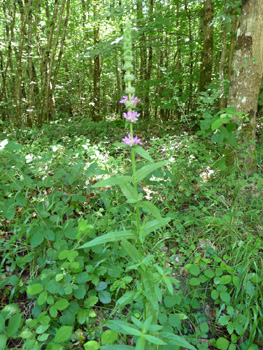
[1,0,263,349]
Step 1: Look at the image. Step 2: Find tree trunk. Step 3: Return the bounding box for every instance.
[227,0,263,174]
[27,0,34,127]
[144,0,154,119]
[16,0,29,126]
[185,1,194,113]
[227,1,239,80]
[91,0,101,122]
[219,2,227,110]
[199,0,214,92]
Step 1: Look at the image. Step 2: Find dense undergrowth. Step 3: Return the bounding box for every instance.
[1,116,263,350]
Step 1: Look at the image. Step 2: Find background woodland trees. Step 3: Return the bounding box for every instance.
[0,0,262,145]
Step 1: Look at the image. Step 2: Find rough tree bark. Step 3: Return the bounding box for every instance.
[227,0,263,173]
[199,0,214,92]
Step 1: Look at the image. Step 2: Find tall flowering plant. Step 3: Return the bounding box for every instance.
[79,22,196,350]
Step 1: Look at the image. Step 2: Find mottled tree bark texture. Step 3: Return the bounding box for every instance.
[199,0,214,92]
[227,0,263,173]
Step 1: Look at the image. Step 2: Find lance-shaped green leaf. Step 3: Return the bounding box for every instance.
[78,230,136,249]
[138,201,162,221]
[140,218,170,241]
[133,146,153,162]
[161,333,196,350]
[120,326,142,337]
[121,240,140,262]
[92,176,133,188]
[120,183,137,201]
[141,268,159,321]
[144,334,166,345]
[136,161,167,182]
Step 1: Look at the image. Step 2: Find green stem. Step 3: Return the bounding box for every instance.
[128,87,142,261]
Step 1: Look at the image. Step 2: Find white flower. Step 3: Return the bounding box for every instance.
[0,139,8,150]
[25,154,34,163]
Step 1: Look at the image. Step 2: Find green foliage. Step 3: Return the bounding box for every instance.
[1,114,263,349]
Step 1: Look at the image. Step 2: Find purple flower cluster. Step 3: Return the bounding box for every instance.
[120,93,141,147]
[120,94,140,106]
[122,134,141,147]
[123,110,140,122]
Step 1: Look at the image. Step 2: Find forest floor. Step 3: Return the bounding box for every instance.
[1,117,263,350]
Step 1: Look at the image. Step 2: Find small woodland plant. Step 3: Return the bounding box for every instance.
[78,22,196,350]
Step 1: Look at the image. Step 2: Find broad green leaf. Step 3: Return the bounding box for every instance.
[27,283,44,295]
[133,146,153,162]
[36,324,49,334]
[189,264,200,276]
[54,299,69,311]
[121,240,140,262]
[84,296,99,308]
[220,275,232,285]
[30,231,44,248]
[161,333,196,350]
[38,333,49,341]
[6,313,22,336]
[136,161,167,182]
[3,207,15,220]
[84,341,100,350]
[54,326,73,343]
[140,218,170,241]
[0,335,7,350]
[138,201,162,221]
[220,292,230,303]
[79,230,136,249]
[58,250,69,260]
[98,291,111,304]
[7,141,22,151]
[96,281,107,291]
[1,304,21,319]
[101,330,118,345]
[77,309,88,324]
[189,278,200,286]
[215,337,229,350]
[38,291,48,306]
[211,119,224,131]
[49,306,58,318]
[120,183,137,201]
[16,192,26,207]
[92,176,133,188]
[211,290,219,300]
